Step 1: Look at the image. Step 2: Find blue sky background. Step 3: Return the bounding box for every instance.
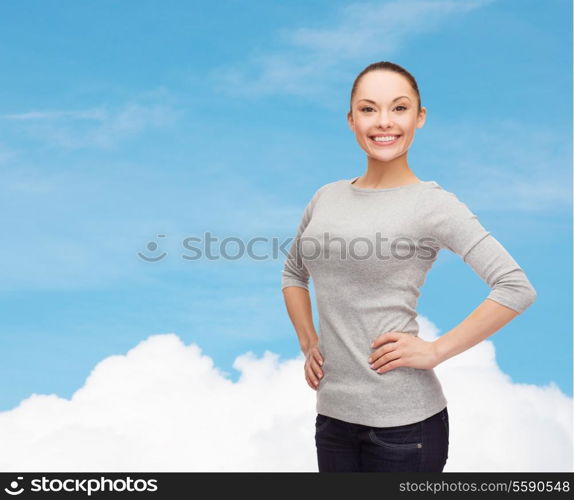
[0,0,571,412]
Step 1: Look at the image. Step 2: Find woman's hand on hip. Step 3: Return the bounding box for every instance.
[368,331,439,374]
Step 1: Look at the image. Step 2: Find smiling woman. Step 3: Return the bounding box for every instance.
[281,61,537,473]
[346,64,425,188]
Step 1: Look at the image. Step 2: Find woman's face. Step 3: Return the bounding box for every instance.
[347,70,426,162]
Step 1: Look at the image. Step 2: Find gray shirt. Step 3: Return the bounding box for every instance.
[281,177,537,427]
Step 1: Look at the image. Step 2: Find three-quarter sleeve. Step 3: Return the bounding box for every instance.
[281,186,324,291]
[416,185,537,314]
[463,235,537,313]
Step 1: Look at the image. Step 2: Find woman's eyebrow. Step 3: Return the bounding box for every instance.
[358,96,411,104]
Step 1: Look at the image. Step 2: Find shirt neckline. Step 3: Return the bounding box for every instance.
[348,176,432,192]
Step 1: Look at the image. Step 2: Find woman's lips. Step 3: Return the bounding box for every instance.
[369,135,401,147]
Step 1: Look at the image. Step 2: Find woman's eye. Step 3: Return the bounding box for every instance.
[360,105,407,112]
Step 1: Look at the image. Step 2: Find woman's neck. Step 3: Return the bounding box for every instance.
[352,170,419,189]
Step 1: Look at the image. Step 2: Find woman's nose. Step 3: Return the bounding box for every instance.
[376,113,394,128]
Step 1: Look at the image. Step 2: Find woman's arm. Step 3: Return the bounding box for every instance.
[370,234,537,373]
[369,185,537,373]
[432,298,520,364]
[282,286,319,354]
[281,185,328,388]
[281,184,326,350]
[370,298,525,373]
[283,286,324,389]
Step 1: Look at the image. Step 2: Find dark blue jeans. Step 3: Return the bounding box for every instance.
[315,407,449,472]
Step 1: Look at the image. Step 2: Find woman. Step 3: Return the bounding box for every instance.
[281,61,537,473]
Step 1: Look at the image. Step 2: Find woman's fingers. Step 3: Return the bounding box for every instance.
[311,347,324,375]
[304,361,316,387]
[370,350,402,370]
[312,349,324,366]
[305,367,318,390]
[305,361,323,388]
[309,357,323,380]
[368,345,394,364]
[306,362,321,387]
[304,347,324,390]
[305,373,317,390]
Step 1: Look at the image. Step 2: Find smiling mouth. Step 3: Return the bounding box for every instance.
[369,135,401,145]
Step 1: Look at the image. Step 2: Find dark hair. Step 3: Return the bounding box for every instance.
[349,61,421,115]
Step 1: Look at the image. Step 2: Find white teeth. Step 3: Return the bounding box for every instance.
[372,135,399,142]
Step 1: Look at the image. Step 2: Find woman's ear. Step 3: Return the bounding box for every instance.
[347,111,355,132]
[416,107,427,129]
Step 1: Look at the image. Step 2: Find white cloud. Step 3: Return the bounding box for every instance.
[209,0,494,101]
[420,118,572,213]
[0,102,178,150]
[0,319,570,472]
[3,109,109,121]
[0,161,307,292]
